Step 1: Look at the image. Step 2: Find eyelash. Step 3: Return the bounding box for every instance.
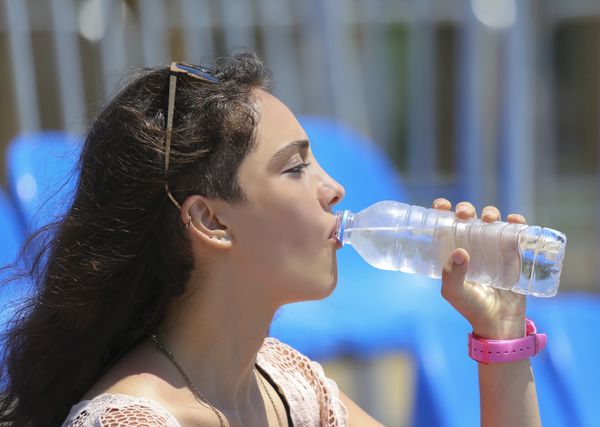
[284,162,311,175]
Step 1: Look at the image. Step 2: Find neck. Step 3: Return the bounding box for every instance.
[156,262,278,415]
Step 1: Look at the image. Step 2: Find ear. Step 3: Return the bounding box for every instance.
[180,195,233,250]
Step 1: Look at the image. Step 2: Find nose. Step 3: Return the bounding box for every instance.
[319,173,345,212]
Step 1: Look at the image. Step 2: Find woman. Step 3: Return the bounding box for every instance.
[0,52,542,426]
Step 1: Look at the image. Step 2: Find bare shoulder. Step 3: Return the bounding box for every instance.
[81,340,168,400]
[339,390,385,427]
[81,341,220,427]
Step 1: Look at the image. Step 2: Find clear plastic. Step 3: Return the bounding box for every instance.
[335,201,567,297]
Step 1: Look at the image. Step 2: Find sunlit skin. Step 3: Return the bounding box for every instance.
[81,90,540,427]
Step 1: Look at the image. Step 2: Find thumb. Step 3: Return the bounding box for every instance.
[441,248,470,302]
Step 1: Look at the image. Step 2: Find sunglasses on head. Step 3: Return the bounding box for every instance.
[164,62,221,210]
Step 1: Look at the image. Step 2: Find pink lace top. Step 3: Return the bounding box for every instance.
[62,337,348,426]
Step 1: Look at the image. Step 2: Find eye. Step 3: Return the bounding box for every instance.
[284,162,311,175]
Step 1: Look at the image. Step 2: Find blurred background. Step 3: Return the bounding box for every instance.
[1,0,599,293]
[0,0,599,426]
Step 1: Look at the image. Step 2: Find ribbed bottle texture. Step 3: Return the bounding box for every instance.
[335,201,566,297]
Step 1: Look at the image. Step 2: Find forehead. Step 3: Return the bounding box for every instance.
[252,89,307,158]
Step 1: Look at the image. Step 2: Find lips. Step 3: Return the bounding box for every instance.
[328,222,337,240]
[328,218,342,247]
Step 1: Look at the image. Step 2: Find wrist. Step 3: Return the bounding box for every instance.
[472,316,526,340]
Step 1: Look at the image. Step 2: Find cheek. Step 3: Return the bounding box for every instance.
[249,183,321,248]
[232,205,338,303]
[278,195,325,252]
[233,196,323,277]
[258,203,321,256]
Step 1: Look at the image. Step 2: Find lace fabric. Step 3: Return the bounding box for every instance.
[62,337,348,427]
[257,338,348,427]
[62,394,181,426]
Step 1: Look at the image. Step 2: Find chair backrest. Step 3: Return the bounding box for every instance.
[0,188,25,269]
[302,116,405,210]
[2,131,81,357]
[6,131,82,234]
[408,298,571,427]
[0,188,31,345]
[529,293,600,427]
[408,305,477,427]
[270,116,441,360]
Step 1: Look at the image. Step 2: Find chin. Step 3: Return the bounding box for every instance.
[320,273,338,298]
[280,275,338,305]
[304,274,339,301]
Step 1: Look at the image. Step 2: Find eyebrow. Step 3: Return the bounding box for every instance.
[268,139,310,169]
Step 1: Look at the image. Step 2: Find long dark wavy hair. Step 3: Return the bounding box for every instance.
[0,52,271,427]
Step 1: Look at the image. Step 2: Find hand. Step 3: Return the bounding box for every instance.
[433,198,528,340]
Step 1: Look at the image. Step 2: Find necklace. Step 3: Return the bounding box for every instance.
[150,334,284,427]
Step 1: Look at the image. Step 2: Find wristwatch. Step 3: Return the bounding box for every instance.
[468,319,547,364]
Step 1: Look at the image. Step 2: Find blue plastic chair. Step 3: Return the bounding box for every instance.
[0,188,25,269]
[269,116,441,361]
[529,293,600,427]
[0,188,30,349]
[2,131,81,359]
[407,303,477,427]
[407,296,571,427]
[6,131,82,234]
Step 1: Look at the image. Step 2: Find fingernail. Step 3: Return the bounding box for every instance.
[482,209,493,219]
[452,251,465,265]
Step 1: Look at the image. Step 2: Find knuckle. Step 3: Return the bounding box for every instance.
[456,201,475,215]
[482,206,499,218]
[433,197,450,208]
[509,213,527,223]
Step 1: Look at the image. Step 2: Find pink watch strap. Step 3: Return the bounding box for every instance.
[468,319,547,364]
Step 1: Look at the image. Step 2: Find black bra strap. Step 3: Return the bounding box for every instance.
[255,363,294,427]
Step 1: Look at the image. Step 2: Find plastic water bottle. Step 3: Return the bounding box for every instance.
[334,201,567,297]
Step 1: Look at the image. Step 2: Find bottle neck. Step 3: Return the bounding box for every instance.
[334,210,354,245]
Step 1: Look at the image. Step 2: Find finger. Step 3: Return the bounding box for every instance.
[481,205,501,223]
[433,198,452,210]
[507,213,527,225]
[455,202,477,220]
[441,248,470,303]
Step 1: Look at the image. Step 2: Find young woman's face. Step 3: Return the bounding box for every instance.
[226,90,345,304]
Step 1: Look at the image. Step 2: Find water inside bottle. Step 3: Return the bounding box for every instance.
[344,226,436,273]
[344,224,566,295]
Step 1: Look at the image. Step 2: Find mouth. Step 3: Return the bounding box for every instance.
[328,222,337,239]
[328,220,343,249]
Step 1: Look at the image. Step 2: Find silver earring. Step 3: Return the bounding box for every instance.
[184,215,192,229]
